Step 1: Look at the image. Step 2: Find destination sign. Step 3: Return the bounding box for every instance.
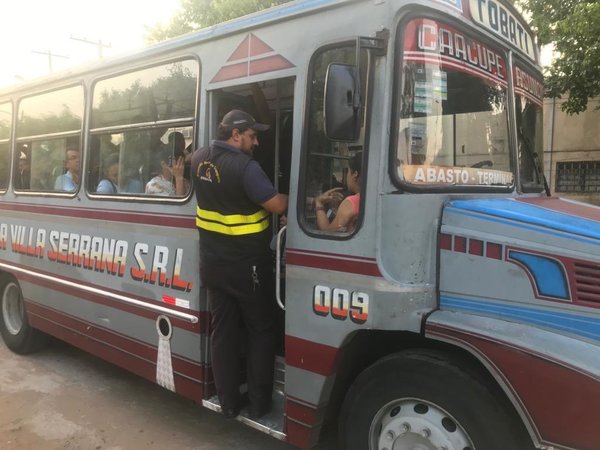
[403,164,513,186]
[469,0,536,61]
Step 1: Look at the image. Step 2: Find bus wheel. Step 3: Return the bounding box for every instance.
[0,276,47,354]
[339,350,532,450]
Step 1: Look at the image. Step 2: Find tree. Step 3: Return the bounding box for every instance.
[146,0,292,44]
[518,0,600,114]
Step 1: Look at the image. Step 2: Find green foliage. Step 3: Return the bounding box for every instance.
[146,0,293,43]
[519,0,600,113]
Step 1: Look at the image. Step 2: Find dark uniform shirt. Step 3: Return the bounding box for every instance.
[191,140,276,265]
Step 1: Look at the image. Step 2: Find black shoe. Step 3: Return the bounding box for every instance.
[221,392,249,419]
[222,407,240,419]
[249,402,272,419]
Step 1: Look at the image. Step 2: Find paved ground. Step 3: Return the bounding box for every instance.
[0,338,336,450]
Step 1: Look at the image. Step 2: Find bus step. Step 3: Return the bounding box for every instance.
[202,389,286,441]
[274,355,285,394]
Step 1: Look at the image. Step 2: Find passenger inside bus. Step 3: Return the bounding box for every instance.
[54,148,80,191]
[144,148,187,196]
[314,153,362,233]
[96,153,120,194]
[167,131,191,163]
[15,148,30,190]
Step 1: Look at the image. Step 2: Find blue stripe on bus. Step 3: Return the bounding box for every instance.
[447,199,600,241]
[445,207,600,247]
[507,250,570,299]
[440,295,600,341]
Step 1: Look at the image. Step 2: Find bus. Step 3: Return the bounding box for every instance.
[0,0,599,448]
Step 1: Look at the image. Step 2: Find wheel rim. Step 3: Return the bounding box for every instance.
[2,282,24,336]
[369,398,474,450]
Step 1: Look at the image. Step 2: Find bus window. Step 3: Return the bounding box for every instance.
[394,18,512,190]
[0,102,11,191]
[514,62,545,192]
[88,126,194,195]
[89,59,198,198]
[16,86,83,193]
[301,45,368,235]
[25,137,82,191]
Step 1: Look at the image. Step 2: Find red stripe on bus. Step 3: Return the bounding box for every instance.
[249,55,295,76]
[285,398,321,426]
[27,301,205,374]
[427,324,600,450]
[286,419,321,450]
[0,201,195,229]
[7,264,204,333]
[286,250,381,277]
[285,335,339,377]
[27,303,205,402]
[516,197,600,222]
[211,61,249,83]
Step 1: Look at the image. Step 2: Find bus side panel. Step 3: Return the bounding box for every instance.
[437,198,600,450]
[0,203,209,402]
[425,312,600,450]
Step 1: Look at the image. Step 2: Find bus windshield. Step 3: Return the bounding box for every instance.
[394,18,513,189]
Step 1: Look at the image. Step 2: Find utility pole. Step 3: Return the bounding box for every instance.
[32,50,69,73]
[70,35,112,59]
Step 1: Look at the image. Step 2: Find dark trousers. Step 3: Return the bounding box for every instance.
[200,260,275,412]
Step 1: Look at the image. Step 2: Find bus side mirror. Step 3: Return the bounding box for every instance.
[324,63,361,141]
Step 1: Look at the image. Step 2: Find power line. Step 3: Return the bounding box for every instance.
[70,35,112,59]
[31,50,69,73]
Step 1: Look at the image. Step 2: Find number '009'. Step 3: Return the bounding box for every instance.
[313,285,369,324]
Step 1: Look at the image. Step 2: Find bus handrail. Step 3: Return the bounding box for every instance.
[275,225,286,311]
[0,261,199,324]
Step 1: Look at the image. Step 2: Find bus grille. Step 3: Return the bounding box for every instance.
[573,262,600,304]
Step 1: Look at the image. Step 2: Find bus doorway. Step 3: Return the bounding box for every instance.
[210,79,293,196]
[202,78,294,436]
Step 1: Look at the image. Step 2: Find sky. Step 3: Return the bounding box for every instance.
[1,0,554,90]
[0,0,181,88]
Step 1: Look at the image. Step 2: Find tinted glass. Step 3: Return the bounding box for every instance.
[91,60,198,128]
[301,45,367,235]
[88,127,192,197]
[0,102,11,140]
[395,19,512,189]
[17,137,82,192]
[0,102,11,190]
[17,86,83,137]
[0,143,9,190]
[514,63,544,191]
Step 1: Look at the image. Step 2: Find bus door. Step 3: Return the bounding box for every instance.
[279,42,373,445]
[202,78,295,427]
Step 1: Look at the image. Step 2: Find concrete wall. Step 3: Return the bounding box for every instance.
[543,97,600,205]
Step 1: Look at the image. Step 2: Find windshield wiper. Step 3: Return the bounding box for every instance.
[518,127,550,196]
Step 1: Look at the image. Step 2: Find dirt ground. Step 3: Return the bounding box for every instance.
[0,338,335,450]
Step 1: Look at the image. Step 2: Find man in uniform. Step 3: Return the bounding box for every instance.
[191,110,288,419]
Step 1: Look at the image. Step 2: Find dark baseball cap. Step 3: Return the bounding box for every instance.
[220,109,270,132]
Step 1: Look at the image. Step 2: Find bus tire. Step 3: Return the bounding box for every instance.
[0,276,48,354]
[339,350,533,450]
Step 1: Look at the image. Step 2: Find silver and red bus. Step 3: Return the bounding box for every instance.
[0,0,598,449]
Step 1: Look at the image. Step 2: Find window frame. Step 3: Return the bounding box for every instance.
[14,83,85,196]
[389,11,516,194]
[512,55,545,194]
[297,40,372,240]
[0,101,12,193]
[86,56,201,202]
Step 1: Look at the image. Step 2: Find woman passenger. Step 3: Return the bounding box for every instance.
[145,149,187,196]
[314,153,362,233]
